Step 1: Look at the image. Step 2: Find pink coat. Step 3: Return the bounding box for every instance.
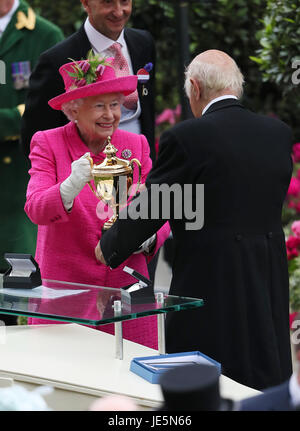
[25,122,170,349]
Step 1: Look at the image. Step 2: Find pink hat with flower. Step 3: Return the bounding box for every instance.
[48,53,137,110]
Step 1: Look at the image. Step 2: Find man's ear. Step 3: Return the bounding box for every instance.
[80,0,89,12]
[190,78,201,101]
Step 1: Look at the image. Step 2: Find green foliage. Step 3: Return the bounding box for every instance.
[282,204,297,227]
[252,0,300,91]
[251,0,300,138]
[29,0,85,35]
[189,0,270,112]
[132,0,272,116]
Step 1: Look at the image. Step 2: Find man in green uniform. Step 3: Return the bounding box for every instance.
[0,0,63,322]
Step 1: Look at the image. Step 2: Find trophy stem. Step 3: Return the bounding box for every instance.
[102,215,118,231]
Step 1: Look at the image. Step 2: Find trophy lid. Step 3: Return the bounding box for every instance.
[91,137,132,176]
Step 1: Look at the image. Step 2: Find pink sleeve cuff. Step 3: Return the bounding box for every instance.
[146,222,171,263]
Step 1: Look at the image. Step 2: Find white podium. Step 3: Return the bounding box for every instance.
[0,324,260,411]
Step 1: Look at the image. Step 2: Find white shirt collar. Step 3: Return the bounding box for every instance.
[289,372,300,408]
[84,18,125,54]
[0,0,19,35]
[202,95,238,116]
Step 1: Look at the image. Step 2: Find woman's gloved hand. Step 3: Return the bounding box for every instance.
[60,152,92,211]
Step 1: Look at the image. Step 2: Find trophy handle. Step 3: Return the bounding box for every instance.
[129,158,142,196]
[86,155,102,201]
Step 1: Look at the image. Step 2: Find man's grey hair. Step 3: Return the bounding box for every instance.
[184,56,244,101]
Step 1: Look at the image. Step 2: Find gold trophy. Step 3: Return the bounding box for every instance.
[87,137,142,231]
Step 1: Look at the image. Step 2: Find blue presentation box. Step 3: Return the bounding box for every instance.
[130,351,221,384]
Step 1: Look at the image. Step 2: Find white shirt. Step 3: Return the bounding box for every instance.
[289,372,300,408]
[0,0,19,37]
[84,18,141,135]
[202,95,238,116]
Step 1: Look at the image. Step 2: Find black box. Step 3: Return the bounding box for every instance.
[2,253,42,289]
[121,266,155,305]
[121,282,155,305]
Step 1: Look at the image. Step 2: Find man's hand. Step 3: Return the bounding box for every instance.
[95,241,107,265]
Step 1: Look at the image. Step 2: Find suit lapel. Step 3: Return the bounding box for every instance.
[124,28,153,103]
[74,25,92,60]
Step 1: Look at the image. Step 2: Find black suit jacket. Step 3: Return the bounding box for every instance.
[101,99,293,391]
[21,25,156,161]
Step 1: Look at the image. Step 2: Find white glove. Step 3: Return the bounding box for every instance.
[133,234,157,255]
[60,153,92,211]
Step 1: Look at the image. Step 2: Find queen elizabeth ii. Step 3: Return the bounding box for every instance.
[25,54,170,349]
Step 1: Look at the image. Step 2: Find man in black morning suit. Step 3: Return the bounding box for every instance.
[96,50,293,391]
[21,0,156,162]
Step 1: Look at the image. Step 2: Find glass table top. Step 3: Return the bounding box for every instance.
[0,279,204,326]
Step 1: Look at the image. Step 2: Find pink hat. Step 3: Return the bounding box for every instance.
[48,57,137,110]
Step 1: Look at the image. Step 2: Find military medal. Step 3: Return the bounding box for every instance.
[12,61,31,90]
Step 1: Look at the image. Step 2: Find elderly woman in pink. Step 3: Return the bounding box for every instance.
[25,54,170,349]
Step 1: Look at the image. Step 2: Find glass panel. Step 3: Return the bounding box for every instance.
[0,279,203,326]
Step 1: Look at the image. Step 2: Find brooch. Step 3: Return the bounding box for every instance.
[121,149,132,159]
[137,63,153,96]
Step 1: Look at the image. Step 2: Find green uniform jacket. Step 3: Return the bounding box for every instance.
[0,0,64,270]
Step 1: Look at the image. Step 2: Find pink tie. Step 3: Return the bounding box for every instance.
[110,42,138,110]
